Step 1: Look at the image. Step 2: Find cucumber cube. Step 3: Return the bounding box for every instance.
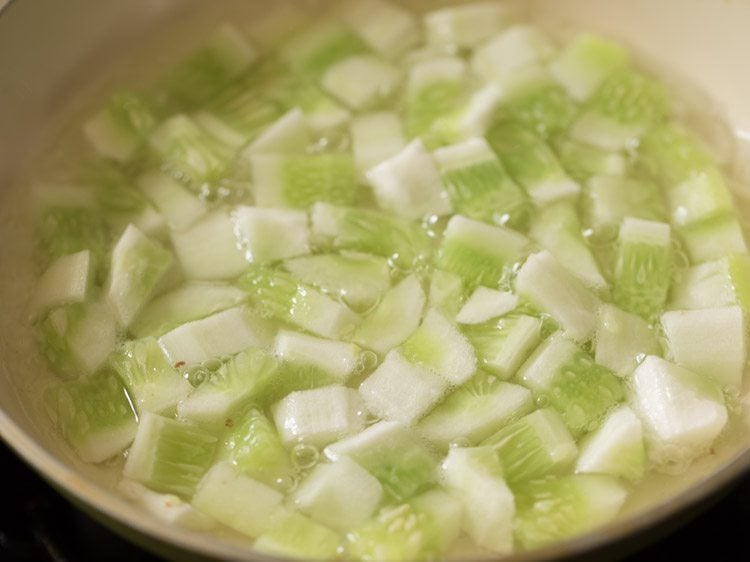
[177,348,279,425]
[631,356,728,466]
[281,20,367,77]
[418,374,533,448]
[109,337,192,415]
[192,462,287,537]
[585,175,666,234]
[341,0,420,58]
[661,306,746,389]
[680,213,748,263]
[31,250,91,318]
[322,55,401,110]
[517,333,624,435]
[245,107,310,154]
[107,224,174,328]
[354,274,426,354]
[669,254,750,312]
[125,413,219,496]
[171,211,249,281]
[515,251,600,343]
[464,315,542,379]
[138,170,207,231]
[359,350,449,425]
[292,457,383,532]
[272,385,367,447]
[471,25,555,83]
[46,369,137,463]
[232,206,310,263]
[400,308,477,385]
[482,408,578,484]
[556,139,626,181]
[254,513,341,560]
[455,287,518,325]
[350,112,406,172]
[425,2,513,48]
[275,330,361,383]
[594,303,657,376]
[158,307,274,366]
[514,474,627,548]
[325,420,438,502]
[366,139,452,220]
[576,406,646,482]
[437,214,530,289]
[442,447,515,554]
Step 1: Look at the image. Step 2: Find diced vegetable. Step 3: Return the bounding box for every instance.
[245,107,310,154]
[464,314,542,379]
[30,250,91,318]
[254,513,342,560]
[138,170,207,231]
[233,206,310,263]
[594,303,657,376]
[340,0,420,58]
[455,287,518,325]
[424,2,513,48]
[471,25,554,82]
[275,330,361,383]
[350,112,406,172]
[281,20,367,77]
[322,55,400,110]
[669,254,750,312]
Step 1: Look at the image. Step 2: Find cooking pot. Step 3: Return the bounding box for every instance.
[1,0,750,560]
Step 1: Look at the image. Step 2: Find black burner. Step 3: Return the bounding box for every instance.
[1,440,748,562]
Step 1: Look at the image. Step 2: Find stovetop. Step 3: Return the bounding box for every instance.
[1,441,748,562]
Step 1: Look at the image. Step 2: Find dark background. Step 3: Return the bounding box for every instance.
[1,440,748,562]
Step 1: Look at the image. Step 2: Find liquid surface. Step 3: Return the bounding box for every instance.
[3,0,750,560]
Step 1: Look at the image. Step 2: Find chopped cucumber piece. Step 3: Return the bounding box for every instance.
[31,250,91,318]
[245,107,310,154]
[165,24,257,108]
[275,330,361,383]
[158,307,274,366]
[359,350,448,425]
[137,170,207,231]
[447,82,505,140]
[492,67,580,140]
[284,253,391,312]
[405,57,466,147]
[171,211,249,281]
[110,337,192,415]
[325,420,438,502]
[310,202,431,269]
[456,287,518,325]
[482,408,578,484]
[464,315,542,379]
[192,461,287,537]
[254,513,341,560]
[631,356,728,466]
[424,2,513,48]
[437,214,530,289]
[680,212,748,263]
[46,369,137,463]
[117,479,217,531]
[442,447,515,554]
[661,306,746,389]
[292,457,383,532]
[669,167,735,228]
[341,0,420,58]
[585,175,666,235]
[576,405,646,482]
[353,275,425,354]
[612,218,673,320]
[148,115,234,197]
[240,266,360,339]
[177,348,279,425]
[346,490,462,562]
[322,55,400,110]
[252,153,359,209]
[427,269,465,318]
[570,69,669,150]
[515,251,600,343]
[433,137,530,228]
[549,33,629,101]
[400,308,477,385]
[418,373,533,448]
[131,282,246,338]
[471,25,554,83]
[221,407,294,490]
[281,20,367,77]
[514,474,627,548]
[83,91,160,162]
[124,413,219,496]
[487,120,580,204]
[233,206,310,263]
[350,112,406,172]
[107,224,174,328]
[669,254,750,312]
[366,139,452,220]
[556,139,626,181]
[39,300,118,376]
[517,333,625,435]
[529,200,606,290]
[272,385,367,447]
[594,303,657,376]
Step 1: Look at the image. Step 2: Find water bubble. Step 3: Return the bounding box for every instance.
[357,350,379,374]
[292,443,320,470]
